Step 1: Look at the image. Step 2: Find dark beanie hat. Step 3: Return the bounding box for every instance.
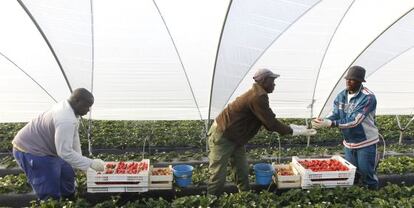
[344,65,366,82]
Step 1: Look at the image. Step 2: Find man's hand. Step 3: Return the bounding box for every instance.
[90,159,105,171]
[311,118,332,129]
[290,124,317,136]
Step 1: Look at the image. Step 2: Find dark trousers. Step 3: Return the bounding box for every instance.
[344,144,379,189]
[13,148,75,200]
[207,123,250,196]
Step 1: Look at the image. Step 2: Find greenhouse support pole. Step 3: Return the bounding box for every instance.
[78,117,93,156]
[205,120,210,152]
[306,99,316,147]
[305,118,310,147]
[87,114,93,156]
[87,0,95,157]
[396,115,403,144]
[396,115,414,145]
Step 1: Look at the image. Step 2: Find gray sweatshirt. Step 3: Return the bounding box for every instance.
[12,100,93,171]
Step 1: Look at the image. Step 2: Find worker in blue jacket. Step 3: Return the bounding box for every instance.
[312,65,379,189]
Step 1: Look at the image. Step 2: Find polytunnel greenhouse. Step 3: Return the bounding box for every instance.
[1,0,414,207]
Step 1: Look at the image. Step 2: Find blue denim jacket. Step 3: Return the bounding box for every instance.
[327,85,379,148]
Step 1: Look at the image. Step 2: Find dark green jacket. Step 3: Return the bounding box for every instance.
[215,83,292,145]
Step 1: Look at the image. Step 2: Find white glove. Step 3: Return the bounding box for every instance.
[311,118,332,129]
[90,159,105,172]
[290,124,317,136]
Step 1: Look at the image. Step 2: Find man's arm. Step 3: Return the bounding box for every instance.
[312,95,341,129]
[55,121,93,171]
[250,95,292,135]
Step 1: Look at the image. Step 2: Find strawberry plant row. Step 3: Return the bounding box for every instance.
[1,183,414,207]
[1,115,413,151]
[1,143,414,171]
[2,156,414,196]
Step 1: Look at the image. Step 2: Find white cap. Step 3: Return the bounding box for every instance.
[253,68,280,81]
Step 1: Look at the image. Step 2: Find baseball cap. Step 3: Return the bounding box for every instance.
[253,68,280,82]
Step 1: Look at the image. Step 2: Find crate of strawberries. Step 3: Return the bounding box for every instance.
[149,165,173,190]
[291,155,356,189]
[87,159,150,186]
[272,163,301,189]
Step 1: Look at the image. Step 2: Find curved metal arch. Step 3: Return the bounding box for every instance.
[219,0,323,111]
[207,0,234,123]
[87,0,95,156]
[152,0,204,121]
[89,0,95,93]
[366,46,414,78]
[0,51,58,103]
[318,7,414,117]
[309,0,356,118]
[17,0,73,93]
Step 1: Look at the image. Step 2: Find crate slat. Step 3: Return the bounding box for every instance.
[149,181,173,190]
[87,182,148,188]
[87,186,149,193]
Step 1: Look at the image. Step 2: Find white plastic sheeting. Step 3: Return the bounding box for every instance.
[209,0,320,118]
[321,7,414,116]
[1,0,414,122]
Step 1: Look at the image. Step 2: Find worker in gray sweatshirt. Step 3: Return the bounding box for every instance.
[12,88,105,200]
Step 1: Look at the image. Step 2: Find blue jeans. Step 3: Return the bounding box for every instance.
[344,144,379,189]
[13,148,75,200]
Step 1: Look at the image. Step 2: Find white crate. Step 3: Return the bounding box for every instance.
[272,163,301,189]
[292,156,356,179]
[87,159,150,193]
[301,177,354,189]
[291,155,356,189]
[87,159,150,183]
[150,166,173,181]
[149,166,173,190]
[87,186,148,193]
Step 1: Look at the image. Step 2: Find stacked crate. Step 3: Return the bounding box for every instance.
[87,159,150,193]
[149,165,173,190]
[272,163,301,189]
[291,155,356,189]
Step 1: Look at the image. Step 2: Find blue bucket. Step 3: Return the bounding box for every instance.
[253,163,274,185]
[172,164,194,187]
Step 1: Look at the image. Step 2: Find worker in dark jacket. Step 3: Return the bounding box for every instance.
[207,68,316,196]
